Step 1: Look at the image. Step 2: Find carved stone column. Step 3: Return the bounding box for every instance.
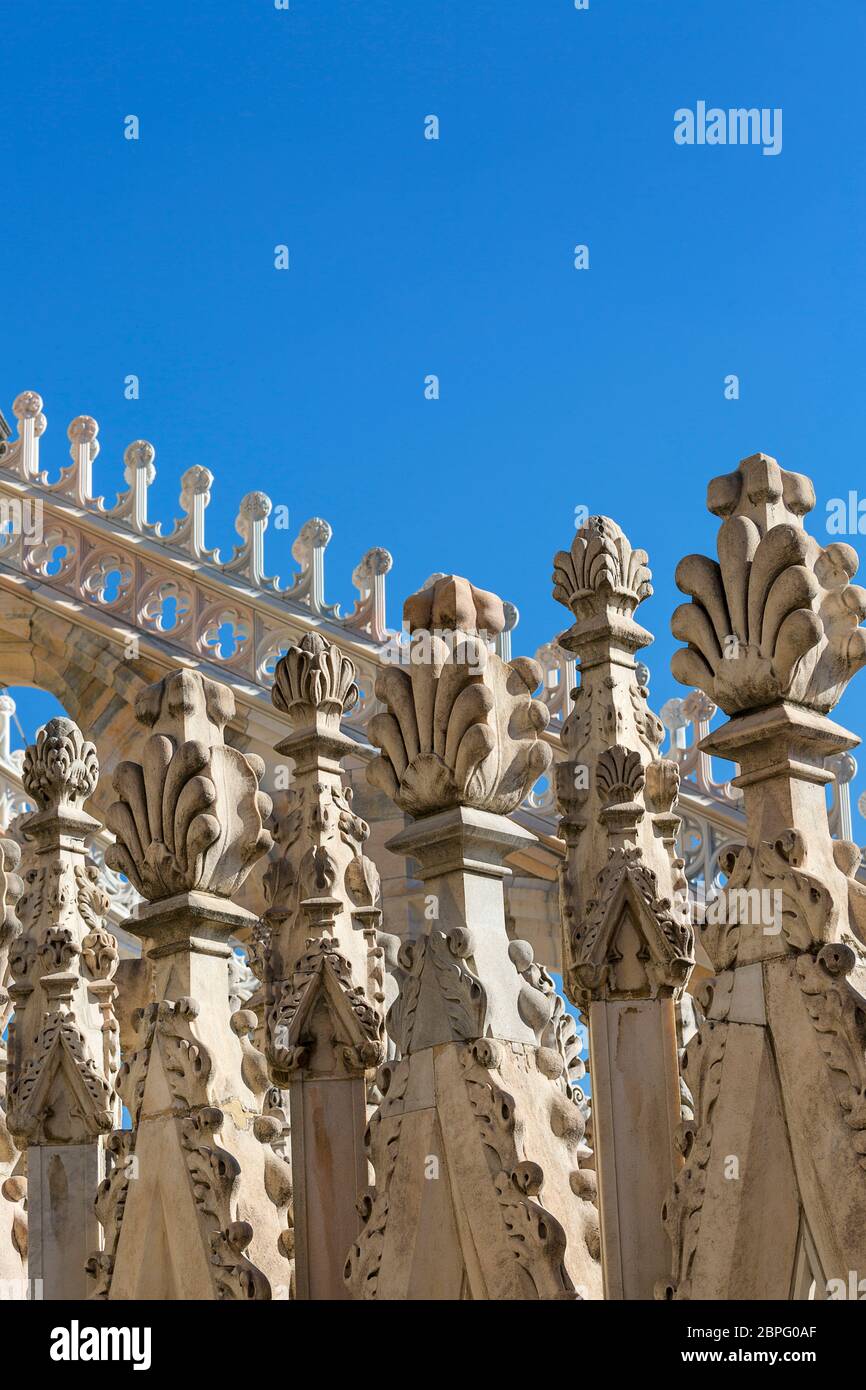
[0,835,27,1292]
[345,575,602,1300]
[6,720,119,1299]
[663,452,866,1298]
[552,518,695,1299]
[90,670,292,1299]
[263,633,386,1300]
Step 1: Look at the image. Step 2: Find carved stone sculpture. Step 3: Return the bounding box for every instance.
[345,575,602,1299]
[0,835,26,1293]
[552,517,695,1298]
[90,671,292,1299]
[5,720,119,1298]
[662,452,866,1299]
[262,632,386,1299]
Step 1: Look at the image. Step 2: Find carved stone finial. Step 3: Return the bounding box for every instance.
[67,415,98,447]
[181,463,213,499]
[706,452,815,528]
[344,547,393,642]
[292,517,332,558]
[672,452,866,715]
[12,391,43,421]
[553,516,653,626]
[355,546,392,580]
[93,670,289,1301]
[162,465,216,561]
[263,629,385,1298]
[22,719,99,813]
[105,670,272,899]
[551,515,693,1299]
[659,455,866,1303]
[121,440,156,490]
[5,717,119,1297]
[271,632,359,731]
[367,576,550,817]
[403,572,505,637]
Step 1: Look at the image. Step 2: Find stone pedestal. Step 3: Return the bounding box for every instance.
[91,670,292,1300]
[346,574,602,1300]
[663,451,866,1299]
[6,721,118,1301]
[552,517,694,1299]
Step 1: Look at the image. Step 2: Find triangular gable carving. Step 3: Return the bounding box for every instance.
[269,927,382,1082]
[574,850,693,1004]
[8,1012,113,1144]
[94,996,279,1300]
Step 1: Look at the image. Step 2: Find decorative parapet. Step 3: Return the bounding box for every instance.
[0,389,399,690]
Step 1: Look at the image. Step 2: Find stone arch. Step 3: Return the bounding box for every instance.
[0,589,170,823]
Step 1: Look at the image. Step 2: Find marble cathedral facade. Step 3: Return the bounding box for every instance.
[1,388,865,1300]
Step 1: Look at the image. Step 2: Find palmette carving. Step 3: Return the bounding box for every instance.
[552,515,653,620]
[105,671,272,899]
[271,630,359,725]
[368,646,550,816]
[22,719,98,809]
[672,453,866,714]
[367,602,551,816]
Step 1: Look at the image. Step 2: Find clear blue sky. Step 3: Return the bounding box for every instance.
[2,0,865,832]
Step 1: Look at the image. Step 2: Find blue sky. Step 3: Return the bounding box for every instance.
[1,0,865,832]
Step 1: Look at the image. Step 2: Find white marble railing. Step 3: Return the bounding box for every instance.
[0,391,395,683]
[1,389,862,902]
